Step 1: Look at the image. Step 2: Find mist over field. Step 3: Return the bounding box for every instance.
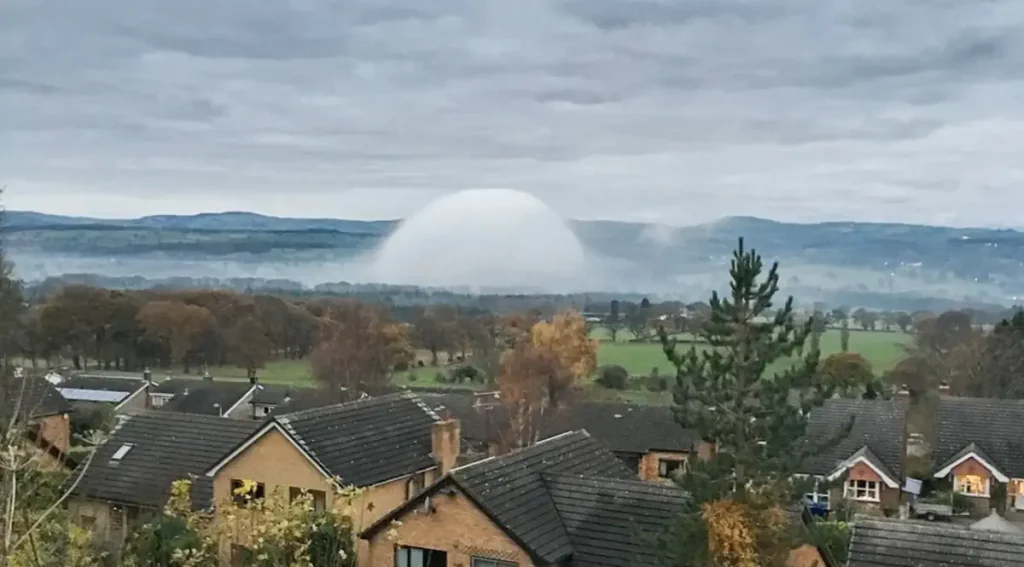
[7,208,1024,309]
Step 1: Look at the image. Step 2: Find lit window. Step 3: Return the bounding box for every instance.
[955,474,990,497]
[230,479,266,506]
[658,459,686,479]
[844,479,880,502]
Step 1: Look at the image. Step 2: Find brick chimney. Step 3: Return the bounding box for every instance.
[939,381,951,398]
[895,384,911,401]
[431,418,461,475]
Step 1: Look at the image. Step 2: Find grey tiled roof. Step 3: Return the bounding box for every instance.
[67,411,259,509]
[545,473,688,567]
[934,397,1024,478]
[451,430,638,564]
[275,392,440,486]
[155,379,254,416]
[799,398,907,479]
[418,392,700,454]
[1,375,72,420]
[848,515,1024,566]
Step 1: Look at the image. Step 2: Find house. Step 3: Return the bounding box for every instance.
[245,384,331,419]
[202,391,460,558]
[797,399,908,515]
[932,397,1024,515]
[65,411,260,544]
[150,378,257,417]
[417,392,708,479]
[2,374,74,466]
[847,515,1024,566]
[57,375,150,414]
[361,429,688,567]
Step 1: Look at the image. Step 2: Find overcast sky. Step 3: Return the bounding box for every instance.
[2,0,1023,227]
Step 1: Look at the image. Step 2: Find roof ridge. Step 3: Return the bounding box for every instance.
[276,391,413,423]
[451,429,589,473]
[541,471,685,494]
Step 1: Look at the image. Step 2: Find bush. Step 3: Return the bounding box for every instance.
[393,361,409,372]
[596,365,629,390]
[416,360,425,368]
[451,365,481,384]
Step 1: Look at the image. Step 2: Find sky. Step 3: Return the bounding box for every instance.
[2,0,1024,227]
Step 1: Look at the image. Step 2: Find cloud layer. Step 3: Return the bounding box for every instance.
[2,0,1023,226]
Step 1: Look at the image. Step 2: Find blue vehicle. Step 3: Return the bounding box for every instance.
[803,492,830,518]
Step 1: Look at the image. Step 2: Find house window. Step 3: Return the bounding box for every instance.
[844,479,880,502]
[288,487,327,513]
[406,472,427,500]
[472,558,517,567]
[230,479,265,506]
[78,514,96,530]
[659,459,686,479]
[395,546,447,567]
[955,474,990,497]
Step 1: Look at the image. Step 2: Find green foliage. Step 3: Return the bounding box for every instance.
[123,515,211,567]
[661,238,831,492]
[806,519,850,566]
[595,364,629,390]
[840,320,851,352]
[450,364,481,384]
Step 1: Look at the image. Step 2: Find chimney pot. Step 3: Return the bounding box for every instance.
[939,381,951,397]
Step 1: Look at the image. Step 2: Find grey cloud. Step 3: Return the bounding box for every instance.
[1,0,1023,227]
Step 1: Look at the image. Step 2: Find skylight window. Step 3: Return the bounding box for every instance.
[111,443,134,460]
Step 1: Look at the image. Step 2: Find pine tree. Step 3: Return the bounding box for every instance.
[660,238,830,500]
[840,319,851,352]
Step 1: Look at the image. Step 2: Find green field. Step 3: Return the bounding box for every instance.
[181,327,909,407]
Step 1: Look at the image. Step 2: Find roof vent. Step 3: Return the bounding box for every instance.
[613,414,623,418]
[111,443,134,461]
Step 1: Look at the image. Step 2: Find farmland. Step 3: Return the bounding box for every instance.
[178,327,911,405]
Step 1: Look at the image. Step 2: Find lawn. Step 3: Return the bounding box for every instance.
[598,328,911,377]
[142,328,911,407]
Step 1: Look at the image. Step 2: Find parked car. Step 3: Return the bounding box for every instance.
[803,492,829,518]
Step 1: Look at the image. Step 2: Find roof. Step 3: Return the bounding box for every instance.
[417,392,700,454]
[60,375,146,394]
[364,430,672,567]
[799,398,907,480]
[544,473,688,566]
[222,392,442,487]
[971,512,1024,535]
[848,515,1024,566]
[66,411,260,509]
[934,397,1024,479]
[1,375,72,420]
[155,379,255,416]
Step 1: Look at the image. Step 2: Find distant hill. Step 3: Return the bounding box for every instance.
[5,211,1023,307]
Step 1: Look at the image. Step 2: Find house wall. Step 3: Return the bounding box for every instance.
[37,413,70,453]
[223,387,257,420]
[951,457,996,516]
[362,488,537,567]
[834,463,899,514]
[212,428,440,560]
[68,499,113,541]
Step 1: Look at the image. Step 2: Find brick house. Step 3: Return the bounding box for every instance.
[797,399,908,515]
[202,392,461,560]
[65,411,259,544]
[150,378,258,417]
[932,397,1024,515]
[360,430,688,567]
[3,374,74,468]
[418,392,710,480]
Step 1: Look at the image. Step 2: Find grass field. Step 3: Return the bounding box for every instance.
[177,327,910,407]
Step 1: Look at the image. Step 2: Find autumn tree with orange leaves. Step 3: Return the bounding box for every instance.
[496,310,597,448]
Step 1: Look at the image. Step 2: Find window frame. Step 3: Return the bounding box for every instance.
[394,546,447,567]
[658,458,686,479]
[844,479,880,502]
[954,474,991,498]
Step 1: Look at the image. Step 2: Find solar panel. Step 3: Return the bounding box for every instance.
[111,443,134,460]
[58,388,129,403]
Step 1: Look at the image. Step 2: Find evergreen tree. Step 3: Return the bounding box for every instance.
[655,238,843,566]
[840,319,851,352]
[661,238,829,498]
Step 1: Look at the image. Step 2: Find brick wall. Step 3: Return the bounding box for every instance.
[363,488,536,567]
[37,413,70,453]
